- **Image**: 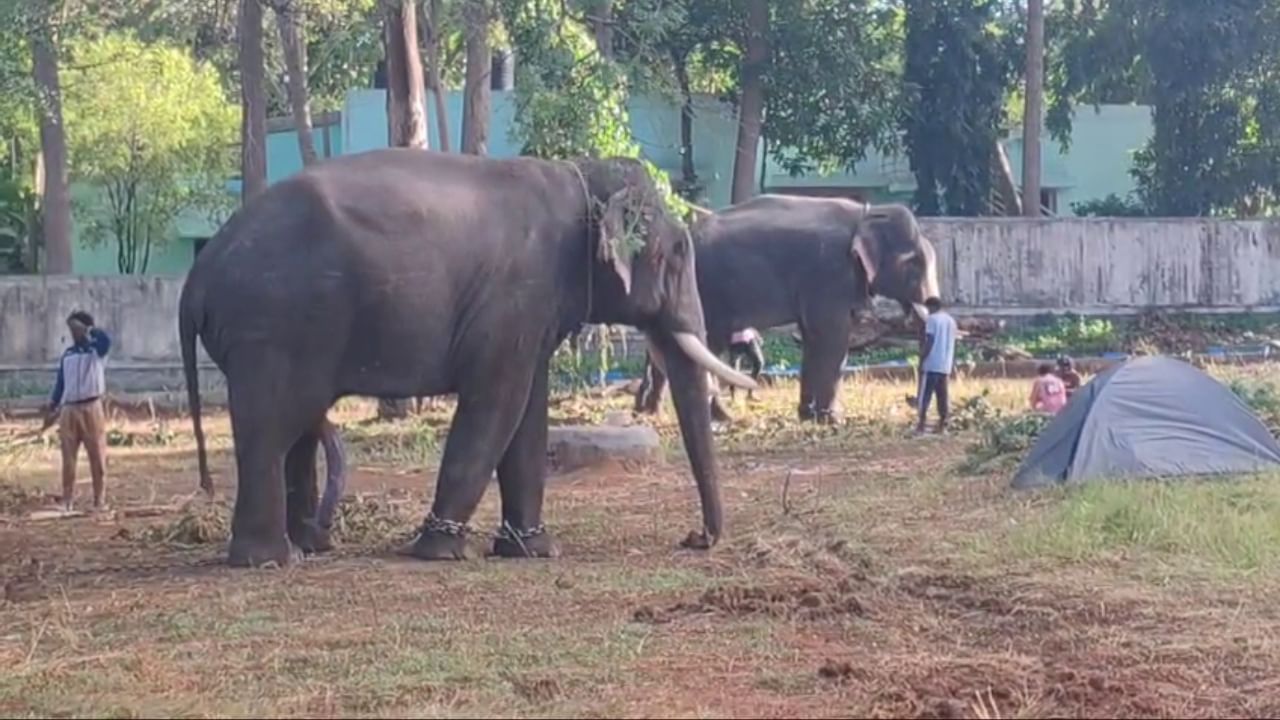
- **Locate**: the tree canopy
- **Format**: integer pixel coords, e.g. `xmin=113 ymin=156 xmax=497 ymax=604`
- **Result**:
xmin=1049 ymin=0 xmax=1280 ymax=216
xmin=902 ymin=0 xmax=1023 ymax=216
xmin=63 ymin=33 xmax=237 ymax=273
xmin=5 ymin=0 xmax=1280 ymax=273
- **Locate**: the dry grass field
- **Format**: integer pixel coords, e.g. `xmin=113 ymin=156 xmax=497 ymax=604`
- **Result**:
xmin=2 ymin=365 xmax=1280 ymax=718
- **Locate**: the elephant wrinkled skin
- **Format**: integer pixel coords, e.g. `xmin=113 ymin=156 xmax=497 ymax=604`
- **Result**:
xmin=179 ymin=148 xmax=755 ymax=567
xmin=636 ymin=194 xmax=939 ymax=423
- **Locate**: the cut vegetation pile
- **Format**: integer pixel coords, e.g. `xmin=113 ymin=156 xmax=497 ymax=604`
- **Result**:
xmin=142 ymin=500 xmax=230 ymax=546
xmin=953 ymin=391 xmax=1051 ymax=474
xmin=329 ymin=492 xmax=417 ymax=547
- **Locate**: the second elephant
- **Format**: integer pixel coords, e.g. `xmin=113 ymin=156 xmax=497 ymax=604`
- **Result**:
xmin=636 ymin=194 xmax=940 ymax=422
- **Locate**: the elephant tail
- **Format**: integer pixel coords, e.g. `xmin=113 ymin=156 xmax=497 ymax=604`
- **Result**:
xmin=179 ymin=285 xmax=213 ymax=497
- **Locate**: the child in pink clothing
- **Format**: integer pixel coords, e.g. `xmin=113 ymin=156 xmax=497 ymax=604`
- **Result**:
xmin=1029 ymin=363 xmax=1068 ymax=414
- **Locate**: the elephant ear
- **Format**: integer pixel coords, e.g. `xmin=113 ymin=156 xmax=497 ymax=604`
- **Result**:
xmin=851 ymin=215 xmax=885 ymax=289
xmin=599 ymin=186 xmax=646 ymax=295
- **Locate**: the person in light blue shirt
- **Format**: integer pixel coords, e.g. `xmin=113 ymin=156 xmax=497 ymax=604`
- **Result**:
xmin=916 ymin=297 xmax=957 ymax=435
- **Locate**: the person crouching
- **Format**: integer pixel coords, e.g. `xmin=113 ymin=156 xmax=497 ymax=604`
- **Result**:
xmin=1030 ymin=362 xmax=1068 ymax=415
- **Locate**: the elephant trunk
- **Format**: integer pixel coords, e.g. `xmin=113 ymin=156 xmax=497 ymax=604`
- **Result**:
xmin=651 ymin=332 xmax=724 ymax=546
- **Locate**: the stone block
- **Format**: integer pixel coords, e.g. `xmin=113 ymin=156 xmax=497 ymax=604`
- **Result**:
xmin=547 ymin=425 xmax=661 ymax=474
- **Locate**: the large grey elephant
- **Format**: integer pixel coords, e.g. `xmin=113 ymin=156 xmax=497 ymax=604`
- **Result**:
xmin=179 ymin=148 xmax=755 ymax=567
xmin=635 ymin=194 xmax=939 ymax=422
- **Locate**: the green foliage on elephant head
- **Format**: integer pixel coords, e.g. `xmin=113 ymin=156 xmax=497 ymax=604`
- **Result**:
xmin=640 ymin=159 xmax=691 ymax=221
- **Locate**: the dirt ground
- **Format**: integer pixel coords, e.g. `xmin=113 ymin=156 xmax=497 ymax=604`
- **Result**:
xmin=2 ymin=371 xmax=1279 ymax=719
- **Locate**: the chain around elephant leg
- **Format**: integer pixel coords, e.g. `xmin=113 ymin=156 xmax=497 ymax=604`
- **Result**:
xmin=492 ymin=521 xmax=559 ymax=559
xmin=398 ymin=513 xmax=476 ymax=560
xmin=493 ymin=350 xmax=560 ymax=559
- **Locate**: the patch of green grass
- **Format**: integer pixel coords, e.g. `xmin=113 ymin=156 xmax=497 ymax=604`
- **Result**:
xmin=1228 ymin=379 xmax=1280 ymax=434
xmin=1007 ymin=476 xmax=1280 ymax=574
xmin=1004 ymin=314 xmax=1119 ymax=357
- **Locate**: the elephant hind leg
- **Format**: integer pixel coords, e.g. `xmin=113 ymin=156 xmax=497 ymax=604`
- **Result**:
xmin=225 ymin=354 xmax=333 ymax=568
xmin=285 ymin=429 xmax=332 ymax=555
xmin=226 ymin=384 xmax=295 ymax=568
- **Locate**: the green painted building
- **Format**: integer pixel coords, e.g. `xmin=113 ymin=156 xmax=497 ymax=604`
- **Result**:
xmin=67 ymin=90 xmax=1154 ymax=275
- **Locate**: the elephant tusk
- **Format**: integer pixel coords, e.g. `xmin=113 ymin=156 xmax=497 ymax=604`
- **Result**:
xmin=912 ymin=303 xmax=929 ymax=323
xmin=673 ymin=332 xmax=758 ymax=391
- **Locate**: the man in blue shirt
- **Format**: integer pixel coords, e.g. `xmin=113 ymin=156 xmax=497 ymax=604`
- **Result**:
xmin=916 ymin=297 xmax=957 ymax=435
xmin=43 ymin=311 xmax=112 ymax=511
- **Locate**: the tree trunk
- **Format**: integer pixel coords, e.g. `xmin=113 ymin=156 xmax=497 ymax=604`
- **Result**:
xmin=384 ymin=0 xmax=429 ymax=149
xmin=240 ymin=0 xmax=269 ymax=200
xmin=591 ymin=0 xmax=614 ymax=59
xmin=421 ymin=0 xmax=451 ymax=151
xmin=730 ymin=0 xmax=768 ymax=204
xmin=461 ymin=0 xmax=490 ymax=155
xmin=991 ymin=143 xmax=1022 ymax=215
xmin=674 ymin=52 xmax=696 ymax=189
xmin=273 ymin=0 xmax=318 ymax=166
xmin=1021 ymin=0 xmax=1044 ymax=217
xmin=31 ymin=32 xmax=72 ymax=274
xmin=379 ymin=0 xmax=429 ymax=421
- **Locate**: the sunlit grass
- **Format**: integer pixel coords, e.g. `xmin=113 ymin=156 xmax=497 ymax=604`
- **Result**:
xmin=1007 ymin=475 xmax=1280 ymax=574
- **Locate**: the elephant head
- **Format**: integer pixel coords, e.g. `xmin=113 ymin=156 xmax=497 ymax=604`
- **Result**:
xmin=578 ymin=158 xmax=755 ymax=545
xmin=850 ymin=204 xmax=941 ymax=326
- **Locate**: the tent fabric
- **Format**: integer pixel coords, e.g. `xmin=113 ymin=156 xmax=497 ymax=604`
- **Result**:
xmin=1012 ymin=356 xmax=1280 ymax=489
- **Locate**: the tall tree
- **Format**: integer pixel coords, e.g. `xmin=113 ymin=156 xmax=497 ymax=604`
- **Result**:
xmin=268 ymin=0 xmax=318 ymax=166
xmin=611 ymin=0 xmax=734 ymax=203
xmin=1021 ymin=0 xmax=1044 ymax=216
xmin=500 ymin=0 xmax=637 ymax=160
xmin=901 ymin=0 xmax=1022 ymax=216
xmin=29 ymin=18 xmax=72 ymax=273
xmin=764 ymin=0 xmax=901 ymax=178
xmin=384 ymin=0 xmax=428 ymax=149
xmin=65 ymin=35 xmax=237 ymax=274
xmin=589 ymin=0 xmax=613 ymax=58
xmin=461 ymin=0 xmax=490 ymax=154
xmin=378 ymin=0 xmax=428 ymax=421
xmin=613 ymin=0 xmax=902 ymax=199
xmin=729 ymin=0 xmax=767 ymax=203
xmin=421 ymin=0 xmax=451 ymax=151
xmin=1049 ymin=0 xmax=1280 ymax=216
xmin=240 ymin=0 xmax=268 ymax=199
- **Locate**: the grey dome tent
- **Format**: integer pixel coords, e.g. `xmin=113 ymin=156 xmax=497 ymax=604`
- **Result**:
xmin=1012 ymin=356 xmax=1280 ymax=489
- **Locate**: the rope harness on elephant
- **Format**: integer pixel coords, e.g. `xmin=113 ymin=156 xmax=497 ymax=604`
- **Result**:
xmin=561 ymin=160 xmax=596 ymax=329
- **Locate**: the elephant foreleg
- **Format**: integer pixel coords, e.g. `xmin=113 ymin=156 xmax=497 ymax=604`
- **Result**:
xmin=798 ymin=317 xmax=852 ymax=424
xmin=401 ymin=348 xmax=540 ymax=562
xmin=493 ymin=353 xmax=558 ymax=559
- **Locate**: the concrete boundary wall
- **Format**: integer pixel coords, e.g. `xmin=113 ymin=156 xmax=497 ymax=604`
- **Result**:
xmin=921 ymin=218 xmax=1280 ymax=313
xmin=3 ymin=218 xmax=1280 ymax=371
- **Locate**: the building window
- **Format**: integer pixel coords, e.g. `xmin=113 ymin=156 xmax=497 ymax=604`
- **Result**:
xmin=1039 ymin=189 xmax=1058 ymax=215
